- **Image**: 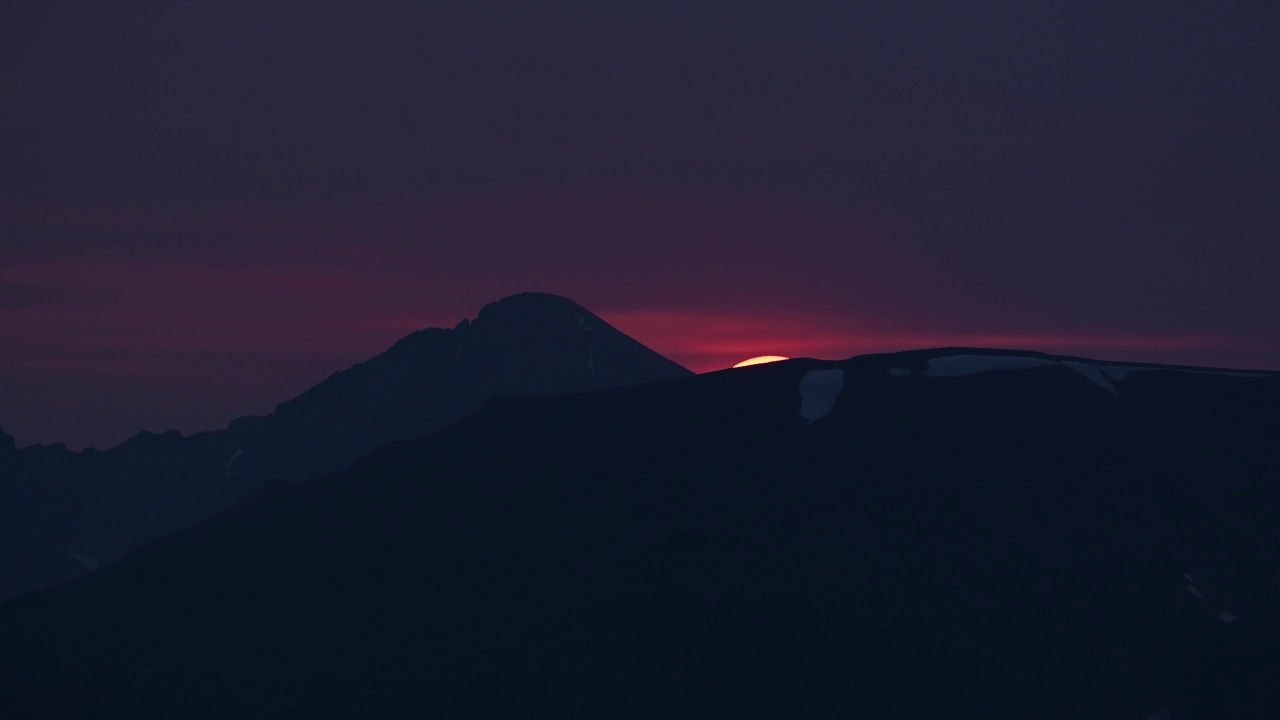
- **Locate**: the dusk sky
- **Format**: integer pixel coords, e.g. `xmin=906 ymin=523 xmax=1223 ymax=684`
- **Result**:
xmin=3 ymin=1 xmax=1278 ymax=450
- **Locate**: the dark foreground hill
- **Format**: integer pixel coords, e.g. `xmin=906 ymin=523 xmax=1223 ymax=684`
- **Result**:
xmin=0 ymin=293 xmax=690 ymax=600
xmin=2 ymin=348 xmax=1278 ymax=719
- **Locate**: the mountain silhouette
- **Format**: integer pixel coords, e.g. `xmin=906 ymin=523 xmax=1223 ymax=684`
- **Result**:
xmin=2 ymin=348 xmax=1276 ymax=718
xmin=0 ymin=293 xmax=690 ymax=600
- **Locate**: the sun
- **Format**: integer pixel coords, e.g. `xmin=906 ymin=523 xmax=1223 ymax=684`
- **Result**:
xmin=732 ymin=355 xmax=789 ymax=368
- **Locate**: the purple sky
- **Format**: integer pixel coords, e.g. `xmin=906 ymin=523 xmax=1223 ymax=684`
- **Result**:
xmin=2 ymin=1 xmax=1278 ymax=450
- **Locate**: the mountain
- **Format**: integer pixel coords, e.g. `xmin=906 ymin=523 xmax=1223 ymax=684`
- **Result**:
xmin=0 ymin=293 xmax=691 ymax=600
xmin=2 ymin=348 xmax=1276 ymax=718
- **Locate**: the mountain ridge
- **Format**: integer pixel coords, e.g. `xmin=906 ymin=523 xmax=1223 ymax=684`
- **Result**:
xmin=2 ymin=349 xmax=1277 ymax=718
xmin=0 ymin=292 xmax=691 ymax=600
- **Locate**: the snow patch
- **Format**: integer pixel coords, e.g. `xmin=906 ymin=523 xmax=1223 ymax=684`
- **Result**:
xmin=1183 ymin=572 xmax=1195 ymax=584
xmin=924 ymin=354 xmax=1057 ymax=377
xmin=1185 ymin=585 xmax=1205 ymax=601
xmin=889 ymin=368 xmax=910 ymax=377
xmin=69 ymin=552 xmax=101 ymax=571
xmin=917 ymin=355 xmax=1269 ymax=393
xmin=225 ymin=448 xmax=244 ymax=476
xmin=1144 ymin=710 xmax=1172 ymax=720
xmin=1078 ymin=363 xmax=1265 ymax=383
xmin=1062 ymin=361 xmax=1119 ymax=394
xmin=799 ymin=369 xmax=845 ymax=424
xmin=1220 ymin=610 xmax=1238 ymax=623
xmin=1101 ymin=366 xmax=1134 ymax=381
xmin=587 ymin=342 xmax=595 ymax=374
xmin=1124 ymin=366 xmax=1267 ymax=380
xmin=456 ymin=339 xmax=466 ymax=358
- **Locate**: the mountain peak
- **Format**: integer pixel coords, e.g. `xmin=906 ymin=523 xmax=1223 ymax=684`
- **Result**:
xmin=385 ymin=294 xmax=600 ymax=356
xmin=475 ymin=292 xmax=596 ymax=325
xmin=248 ymin=292 xmax=690 ymax=480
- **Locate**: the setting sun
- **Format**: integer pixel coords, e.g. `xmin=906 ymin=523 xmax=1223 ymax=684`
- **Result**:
xmin=732 ymin=355 xmax=789 ymax=368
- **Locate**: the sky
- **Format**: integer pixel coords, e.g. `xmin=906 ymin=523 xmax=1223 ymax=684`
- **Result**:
xmin=2 ymin=1 xmax=1278 ymax=450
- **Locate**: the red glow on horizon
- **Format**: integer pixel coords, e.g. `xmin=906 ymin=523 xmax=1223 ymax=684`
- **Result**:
xmin=598 ymin=309 xmax=1274 ymax=375
xmin=2 ymin=242 xmax=1278 ymax=451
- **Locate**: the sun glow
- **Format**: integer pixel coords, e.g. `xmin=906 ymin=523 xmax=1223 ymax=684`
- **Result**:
xmin=732 ymin=355 xmax=789 ymax=368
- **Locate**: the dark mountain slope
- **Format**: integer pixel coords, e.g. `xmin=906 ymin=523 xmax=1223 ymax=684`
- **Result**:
xmin=1 ymin=349 xmax=1276 ymax=718
xmin=0 ymin=293 xmax=691 ymax=599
